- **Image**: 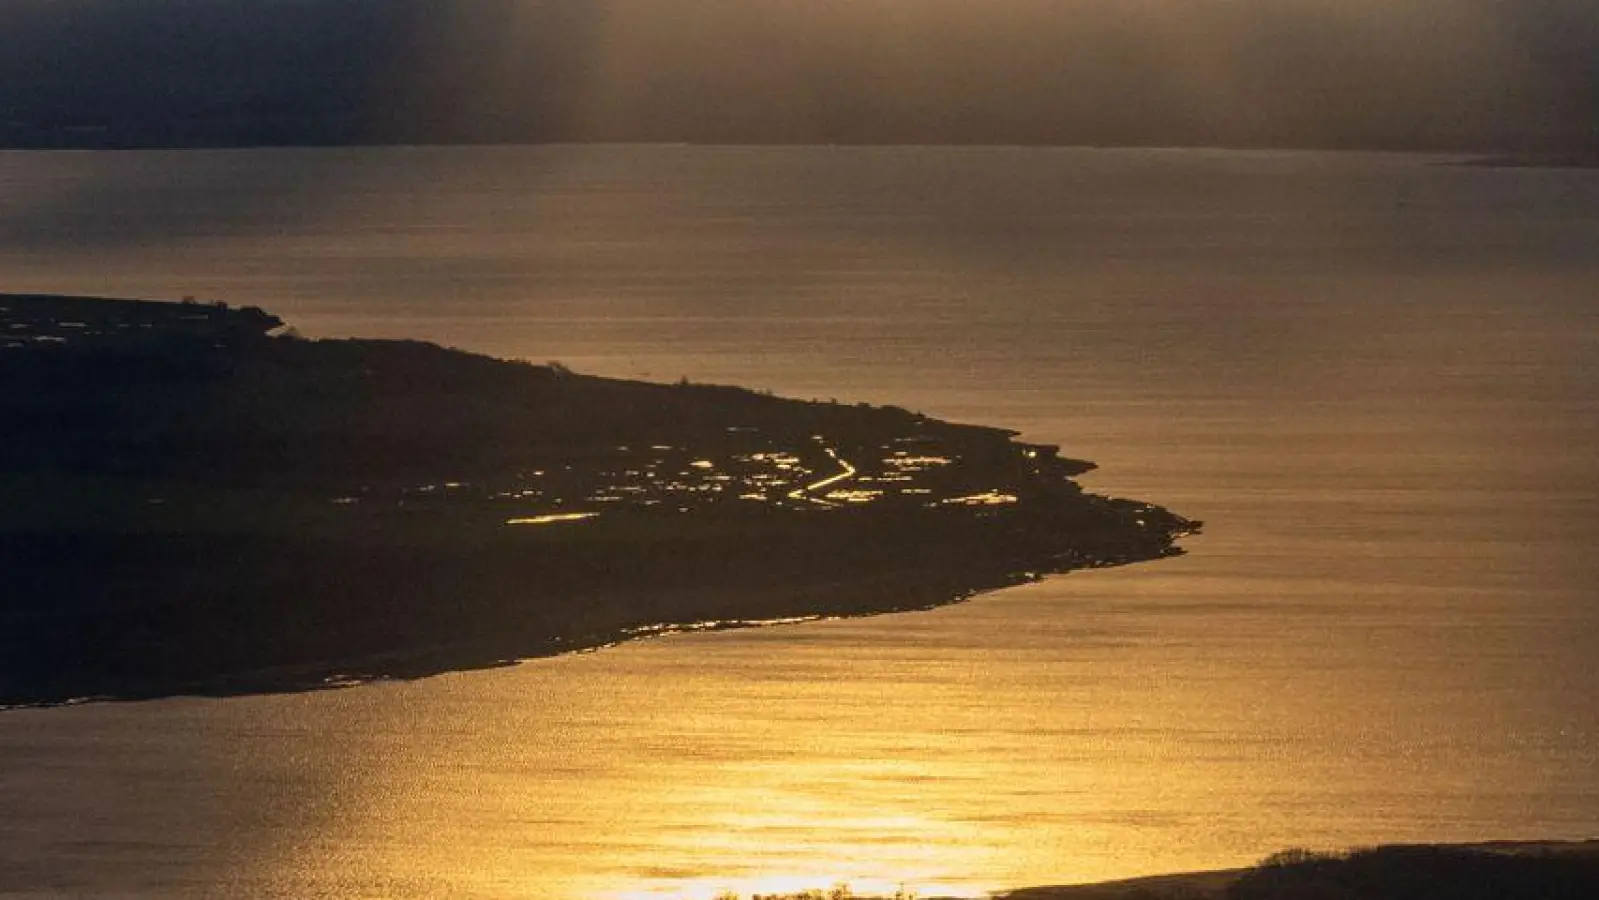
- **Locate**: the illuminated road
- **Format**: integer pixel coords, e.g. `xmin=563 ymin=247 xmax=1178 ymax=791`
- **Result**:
xmin=785 ymin=442 xmax=858 ymax=507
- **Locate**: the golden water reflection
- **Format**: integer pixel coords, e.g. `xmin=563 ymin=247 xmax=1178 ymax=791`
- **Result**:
xmin=228 ymin=535 xmax=1594 ymax=899
xmin=1 ymin=147 xmax=1597 ymax=898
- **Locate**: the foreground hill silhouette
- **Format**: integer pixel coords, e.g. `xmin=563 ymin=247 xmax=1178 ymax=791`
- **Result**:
xmin=1001 ymin=841 xmax=1599 ymax=900
xmin=0 ymin=294 xmax=1196 ymax=707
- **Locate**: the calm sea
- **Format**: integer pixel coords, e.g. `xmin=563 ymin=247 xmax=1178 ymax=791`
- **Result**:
xmin=2 ymin=146 xmax=1597 ymax=899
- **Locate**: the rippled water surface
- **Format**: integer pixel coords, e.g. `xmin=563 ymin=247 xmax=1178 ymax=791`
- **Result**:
xmin=2 ymin=147 xmax=1598 ymax=898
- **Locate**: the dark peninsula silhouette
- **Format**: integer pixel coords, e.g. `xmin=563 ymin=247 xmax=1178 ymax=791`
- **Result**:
xmin=0 ymin=294 xmax=1197 ymax=707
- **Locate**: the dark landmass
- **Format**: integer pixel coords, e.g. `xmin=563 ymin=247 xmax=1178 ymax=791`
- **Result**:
xmin=1 ymin=1 xmax=1595 ymax=155
xmin=1462 ymin=152 xmax=1599 ymax=169
xmin=1001 ymin=841 xmax=1599 ymax=900
xmin=0 ymin=294 xmax=1196 ymax=708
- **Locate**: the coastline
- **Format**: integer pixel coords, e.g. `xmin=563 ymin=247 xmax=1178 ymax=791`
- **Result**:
xmin=1457 ymin=152 xmax=1599 ymax=170
xmin=0 ymin=294 xmax=1197 ymax=707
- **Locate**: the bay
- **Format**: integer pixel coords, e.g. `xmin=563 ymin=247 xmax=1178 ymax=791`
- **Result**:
xmin=1 ymin=146 xmax=1596 ymax=898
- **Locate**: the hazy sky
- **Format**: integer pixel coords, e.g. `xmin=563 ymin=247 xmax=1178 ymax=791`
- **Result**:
xmin=1 ymin=0 xmax=1595 ymax=150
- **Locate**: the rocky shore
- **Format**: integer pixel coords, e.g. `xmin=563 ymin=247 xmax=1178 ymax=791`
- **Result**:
xmin=0 ymin=294 xmax=1197 ymax=707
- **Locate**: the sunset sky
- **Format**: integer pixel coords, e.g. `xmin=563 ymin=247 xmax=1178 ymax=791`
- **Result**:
xmin=2 ymin=0 xmax=1595 ymax=151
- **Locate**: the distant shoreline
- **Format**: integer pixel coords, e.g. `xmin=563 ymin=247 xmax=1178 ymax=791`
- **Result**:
xmin=1458 ymin=152 xmax=1599 ymax=170
xmin=0 ymin=138 xmax=1584 ymax=162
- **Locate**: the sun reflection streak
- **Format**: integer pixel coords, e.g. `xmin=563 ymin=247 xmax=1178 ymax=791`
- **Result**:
xmin=607 ymin=871 xmax=985 ymax=900
xmin=587 ymin=758 xmax=1000 ymax=900
xmin=603 ymin=866 xmax=986 ymax=900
